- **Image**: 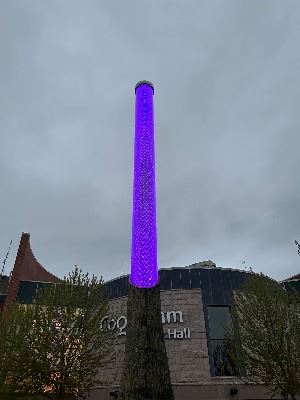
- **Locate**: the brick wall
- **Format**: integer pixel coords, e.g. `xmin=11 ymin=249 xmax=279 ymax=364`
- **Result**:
xmin=97 ymin=288 xmax=211 ymax=386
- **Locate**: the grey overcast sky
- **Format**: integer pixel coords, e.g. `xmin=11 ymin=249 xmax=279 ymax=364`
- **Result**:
xmin=0 ymin=1 xmax=299 ymax=282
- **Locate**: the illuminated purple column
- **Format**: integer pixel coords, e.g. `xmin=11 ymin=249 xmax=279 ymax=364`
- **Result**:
xmin=130 ymin=81 xmax=158 ymax=288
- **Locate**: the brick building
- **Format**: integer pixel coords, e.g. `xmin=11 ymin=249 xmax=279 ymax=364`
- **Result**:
xmin=0 ymin=232 xmax=60 ymax=312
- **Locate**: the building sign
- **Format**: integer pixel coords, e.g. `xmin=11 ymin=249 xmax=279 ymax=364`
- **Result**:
xmin=100 ymin=310 xmax=191 ymax=340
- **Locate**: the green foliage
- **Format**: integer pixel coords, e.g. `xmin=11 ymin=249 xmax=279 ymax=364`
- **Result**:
xmin=215 ymin=324 xmax=239 ymax=376
xmin=0 ymin=304 xmax=29 ymax=396
xmin=230 ymin=273 xmax=300 ymax=400
xmin=0 ymin=267 xmax=116 ymax=399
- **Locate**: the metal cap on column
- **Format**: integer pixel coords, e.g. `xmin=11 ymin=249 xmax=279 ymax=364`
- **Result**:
xmin=130 ymin=80 xmax=158 ymax=288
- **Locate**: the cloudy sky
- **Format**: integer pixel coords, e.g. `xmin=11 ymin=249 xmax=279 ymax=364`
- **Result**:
xmin=0 ymin=1 xmax=299 ymax=282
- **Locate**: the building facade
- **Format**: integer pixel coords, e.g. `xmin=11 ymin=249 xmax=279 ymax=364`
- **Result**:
xmin=1 ymin=234 xmax=300 ymax=400
xmin=90 ymin=262 xmax=289 ymax=400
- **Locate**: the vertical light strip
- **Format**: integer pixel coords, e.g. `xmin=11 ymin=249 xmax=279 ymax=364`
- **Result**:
xmin=130 ymin=81 xmax=158 ymax=288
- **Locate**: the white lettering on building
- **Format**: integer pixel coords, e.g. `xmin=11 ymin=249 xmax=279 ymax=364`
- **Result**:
xmin=166 ymin=327 xmax=190 ymax=340
xmin=161 ymin=311 xmax=183 ymax=324
xmin=100 ymin=310 xmax=191 ymax=340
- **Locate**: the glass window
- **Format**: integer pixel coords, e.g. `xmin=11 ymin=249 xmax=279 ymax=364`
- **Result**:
xmin=208 ymin=306 xmax=231 ymax=339
xmin=207 ymin=306 xmax=236 ymax=376
xmin=17 ymin=281 xmax=40 ymax=303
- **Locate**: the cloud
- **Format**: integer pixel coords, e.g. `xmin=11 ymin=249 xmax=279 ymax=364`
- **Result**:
xmin=0 ymin=0 xmax=299 ymax=282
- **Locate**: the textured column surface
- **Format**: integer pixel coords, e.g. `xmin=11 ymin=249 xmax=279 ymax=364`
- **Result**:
xmin=130 ymin=81 xmax=158 ymax=288
xmin=120 ymin=284 xmax=173 ymax=400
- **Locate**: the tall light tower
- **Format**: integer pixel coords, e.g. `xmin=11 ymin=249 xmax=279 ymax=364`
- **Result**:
xmin=120 ymin=82 xmax=173 ymax=400
xmin=130 ymin=81 xmax=158 ymax=288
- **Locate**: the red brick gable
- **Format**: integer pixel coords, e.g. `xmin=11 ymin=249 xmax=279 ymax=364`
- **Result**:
xmin=3 ymin=233 xmax=60 ymax=311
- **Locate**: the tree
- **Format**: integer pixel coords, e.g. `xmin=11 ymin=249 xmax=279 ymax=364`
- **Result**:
xmin=214 ymin=324 xmax=239 ymax=377
xmin=0 ymin=267 xmax=116 ymax=399
xmin=230 ymin=273 xmax=300 ymax=400
xmin=0 ymin=304 xmax=33 ymax=398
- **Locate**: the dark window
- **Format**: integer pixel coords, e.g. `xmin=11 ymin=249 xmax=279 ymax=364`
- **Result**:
xmin=208 ymin=306 xmax=231 ymax=338
xmin=17 ymin=281 xmax=51 ymax=304
xmin=207 ymin=306 xmax=236 ymax=376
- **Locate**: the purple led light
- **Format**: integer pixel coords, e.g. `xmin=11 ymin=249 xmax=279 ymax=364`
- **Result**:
xmin=130 ymin=81 xmax=158 ymax=288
